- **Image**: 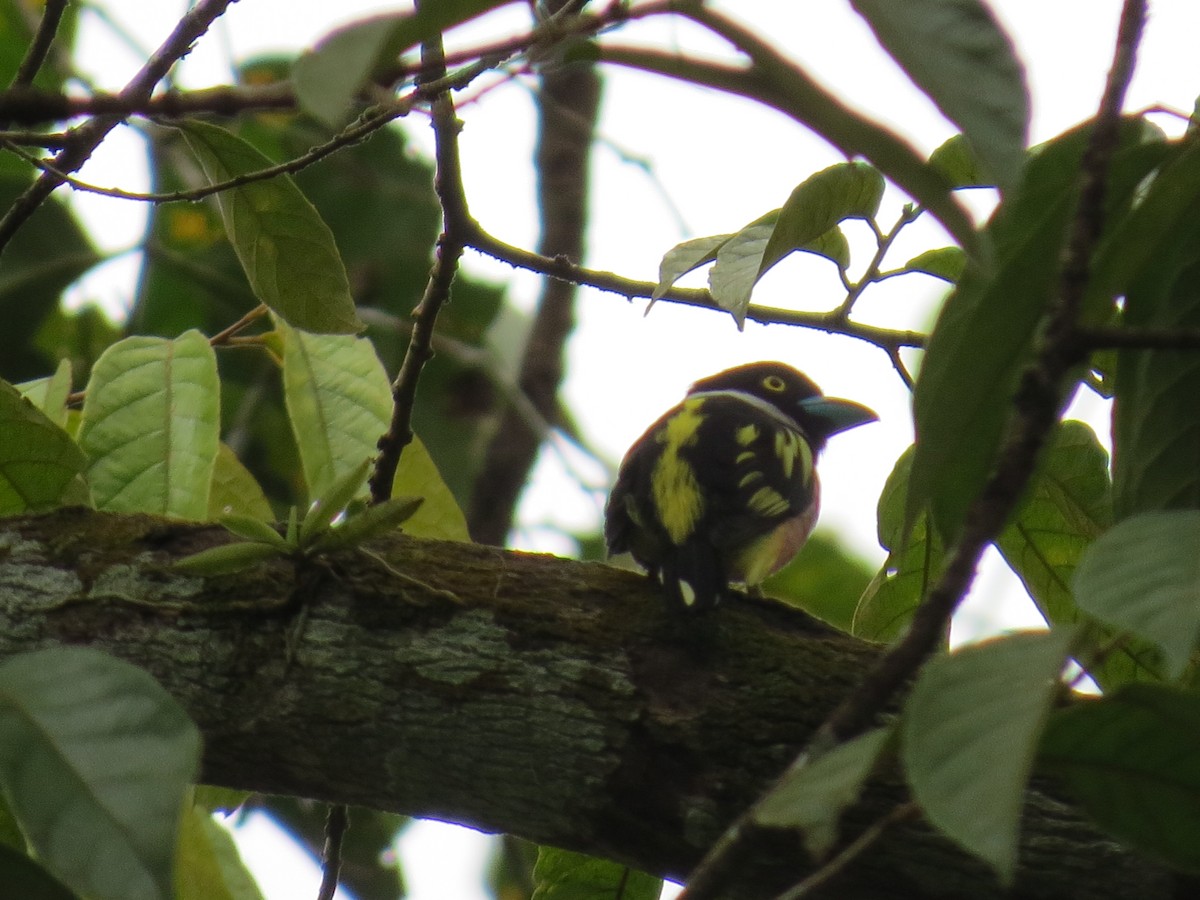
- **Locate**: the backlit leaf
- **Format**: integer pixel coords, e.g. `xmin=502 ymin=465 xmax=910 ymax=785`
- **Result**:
xmin=78 ymin=332 xmax=219 ymax=519
xmin=180 ymin=121 xmax=362 ymax=335
xmin=0 ymin=379 xmax=86 ymax=516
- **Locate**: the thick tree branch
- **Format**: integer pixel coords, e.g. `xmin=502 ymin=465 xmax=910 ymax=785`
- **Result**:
xmin=0 ymin=507 xmax=1182 ymax=900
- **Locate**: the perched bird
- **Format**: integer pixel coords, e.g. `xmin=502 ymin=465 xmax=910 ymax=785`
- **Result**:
xmin=605 ymin=362 xmax=876 ymax=610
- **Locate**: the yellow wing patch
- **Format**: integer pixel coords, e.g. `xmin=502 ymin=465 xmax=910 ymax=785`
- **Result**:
xmin=651 ymin=399 xmax=706 ymax=544
xmin=748 ymin=485 xmax=790 ymax=518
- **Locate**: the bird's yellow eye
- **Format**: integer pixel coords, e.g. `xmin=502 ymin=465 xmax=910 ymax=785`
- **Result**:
xmin=762 ymin=375 xmax=787 ymax=392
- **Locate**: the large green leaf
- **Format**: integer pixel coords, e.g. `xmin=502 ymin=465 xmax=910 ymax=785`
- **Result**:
xmin=1073 ymin=510 xmax=1200 ymax=680
xmin=853 ymin=447 xmax=944 ymax=642
xmin=851 ymin=0 xmax=1028 ymax=192
xmin=530 ymin=846 xmax=661 ymax=900
xmin=78 ymin=332 xmax=220 ymax=519
xmin=0 ymin=648 xmax=200 ymax=900
xmin=180 ymin=121 xmax=362 ymax=335
xmin=755 ymin=727 xmax=892 ymax=859
xmin=0 ymin=379 xmax=87 ymax=516
xmin=901 ymin=628 xmax=1075 ymax=884
xmin=1040 ymin=683 xmax=1200 ymax=873
xmin=908 ymin=122 xmax=1169 ymax=542
xmin=997 ymin=422 xmax=1164 ymax=688
xmin=175 ymin=805 xmax=264 ymax=900
xmin=278 ymin=322 xmax=392 ymax=502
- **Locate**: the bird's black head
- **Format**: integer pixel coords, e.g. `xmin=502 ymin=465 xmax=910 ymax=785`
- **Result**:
xmin=687 ymin=361 xmax=877 ymax=448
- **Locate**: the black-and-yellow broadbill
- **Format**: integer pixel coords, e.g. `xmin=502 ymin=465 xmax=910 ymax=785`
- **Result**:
xmin=605 ymin=362 xmax=876 ymax=610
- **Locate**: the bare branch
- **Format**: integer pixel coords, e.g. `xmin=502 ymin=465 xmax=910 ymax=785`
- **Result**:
xmin=0 ymin=0 xmax=238 ymax=258
xmin=368 ymin=22 xmax=471 ymax=504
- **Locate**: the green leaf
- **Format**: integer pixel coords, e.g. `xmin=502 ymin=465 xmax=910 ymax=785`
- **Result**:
xmin=309 ymin=495 xmax=424 ymax=553
xmin=217 ymin=514 xmax=289 ymax=551
xmin=928 ymin=133 xmax=995 ymax=189
xmin=278 ymin=322 xmax=391 ymax=501
xmin=755 ymin=727 xmax=892 ymax=859
xmin=760 ymin=162 xmax=883 ymax=275
xmin=207 ymin=444 xmax=274 ymax=522
xmin=1113 ymin=251 xmax=1200 ymax=517
xmin=0 ymin=648 xmax=201 ymax=900
xmin=901 ymin=247 xmax=966 ymax=283
xmin=392 ymin=433 xmax=470 ymax=542
xmin=14 ymin=359 xmax=72 ymax=427
xmin=997 ymin=422 xmax=1165 ymax=688
xmin=294 ymin=13 xmax=410 ymax=128
xmin=652 ymin=234 xmax=730 ymax=301
xmin=1040 ymin=683 xmax=1200 ymax=873
xmin=1089 ymin=136 xmax=1200 ymax=309
xmin=1073 ymin=511 xmax=1200 ymax=680
xmin=710 ymin=164 xmax=882 ymax=323
xmin=179 ymin=121 xmax=362 ymax=335
xmin=176 ymin=804 xmax=265 ymax=900
xmin=0 ymin=379 xmax=87 ymax=516
xmin=0 ymin=845 xmax=78 ymax=900
xmin=908 ymin=120 xmax=1167 ymax=542
xmin=852 ymin=0 xmax=1028 ymax=192
xmin=531 ymin=846 xmax=661 ymax=900
xmin=77 ymin=332 xmax=219 ymax=519
xmin=901 ymin=629 xmax=1075 ymax=884
xmin=299 ymin=457 xmax=371 ymax=545
xmin=853 ymin=447 xmax=945 ymax=642
xmin=174 ymin=541 xmax=285 ymax=576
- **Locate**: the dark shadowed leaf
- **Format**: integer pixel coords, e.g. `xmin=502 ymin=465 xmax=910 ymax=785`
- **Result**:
xmin=1040 ymin=684 xmax=1200 ymax=873
xmin=852 ymin=0 xmax=1028 ymax=192
xmin=908 ymin=121 xmax=1169 ymax=542
xmin=928 ymin=133 xmax=995 ymax=189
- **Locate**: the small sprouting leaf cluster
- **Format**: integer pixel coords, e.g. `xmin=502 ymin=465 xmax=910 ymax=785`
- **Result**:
xmin=174 ymin=459 xmax=423 ymax=576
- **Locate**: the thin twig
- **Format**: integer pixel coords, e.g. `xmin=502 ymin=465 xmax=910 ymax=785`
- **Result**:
xmin=368 ymin=16 xmax=470 ymax=505
xmin=466 ymin=221 xmax=926 ymax=353
xmin=1 ymin=60 xmax=496 ymax=205
xmin=315 ymin=804 xmax=348 ymax=900
xmin=680 ymin=2 xmax=1148 ymax=896
xmin=7 ymin=0 xmax=69 ymax=94
xmin=0 ymin=0 xmax=237 ymax=258
xmin=833 ymin=206 xmax=921 ymax=321
xmin=1077 ymin=323 xmax=1200 ymax=351
xmin=772 ymin=804 xmax=919 ymax=900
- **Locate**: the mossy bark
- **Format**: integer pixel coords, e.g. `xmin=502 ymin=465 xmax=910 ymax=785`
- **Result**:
xmin=0 ymin=508 xmax=1183 ymax=899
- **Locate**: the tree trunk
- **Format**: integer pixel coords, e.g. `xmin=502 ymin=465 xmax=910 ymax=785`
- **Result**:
xmin=0 ymin=508 xmax=1182 ymax=899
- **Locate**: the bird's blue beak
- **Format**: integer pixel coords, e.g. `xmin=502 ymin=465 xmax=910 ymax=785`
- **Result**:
xmin=796 ymin=396 xmax=878 ymax=436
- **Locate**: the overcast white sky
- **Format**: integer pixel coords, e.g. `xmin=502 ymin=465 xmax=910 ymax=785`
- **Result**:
xmin=63 ymin=1 xmax=1200 ymax=897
